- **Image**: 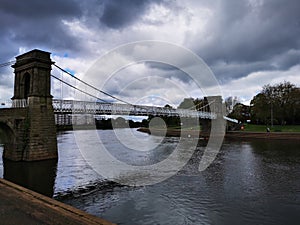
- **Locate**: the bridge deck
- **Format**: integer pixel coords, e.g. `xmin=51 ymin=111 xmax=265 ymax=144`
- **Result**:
xmin=52 ymin=99 xmax=217 ymax=119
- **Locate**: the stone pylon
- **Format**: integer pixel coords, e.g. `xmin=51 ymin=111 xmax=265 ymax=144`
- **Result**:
xmin=4 ymin=49 xmax=58 ymax=161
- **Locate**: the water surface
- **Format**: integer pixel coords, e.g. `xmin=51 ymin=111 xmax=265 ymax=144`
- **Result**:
xmin=0 ymin=129 xmax=299 ymax=225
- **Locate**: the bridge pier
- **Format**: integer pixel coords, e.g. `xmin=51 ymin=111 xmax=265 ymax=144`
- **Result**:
xmin=200 ymin=96 xmax=226 ymax=135
xmin=200 ymin=119 xmax=210 ymax=134
xmin=2 ymin=49 xmax=58 ymax=161
xmin=206 ymin=96 xmax=226 ymax=135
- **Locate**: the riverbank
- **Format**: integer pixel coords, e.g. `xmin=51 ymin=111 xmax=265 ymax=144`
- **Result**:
xmin=241 ymin=124 xmax=300 ymax=132
xmin=0 ymin=178 xmax=114 ymax=225
xmin=137 ymin=127 xmax=300 ymax=140
xmin=137 ymin=127 xmax=205 ymax=138
xmin=226 ymin=131 xmax=300 ymax=140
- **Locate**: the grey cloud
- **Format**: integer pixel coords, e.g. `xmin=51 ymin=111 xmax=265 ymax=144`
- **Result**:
xmin=191 ymin=0 xmax=300 ymax=82
xmin=0 ymin=70 xmax=14 ymax=87
xmin=1 ymin=0 xmax=300 ymax=102
xmin=0 ymin=0 xmax=85 ymax=101
xmin=271 ymin=49 xmax=300 ymax=69
xmin=144 ymin=62 xmax=193 ymax=83
xmin=0 ymin=0 xmax=82 ymax=61
xmin=145 ymin=62 xmax=178 ymax=71
xmin=0 ymin=0 xmax=81 ymax=18
xmin=100 ymin=0 xmax=161 ymax=29
xmin=145 ymin=63 xmax=192 ymax=83
xmin=210 ymin=61 xmax=275 ymax=83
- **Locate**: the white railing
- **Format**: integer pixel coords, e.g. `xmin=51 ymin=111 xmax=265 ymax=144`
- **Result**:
xmin=52 ymin=99 xmax=217 ymax=119
xmin=223 ymin=116 xmax=239 ymax=123
xmin=11 ymin=99 xmax=28 ymax=108
xmin=1 ymin=98 xmax=239 ymax=122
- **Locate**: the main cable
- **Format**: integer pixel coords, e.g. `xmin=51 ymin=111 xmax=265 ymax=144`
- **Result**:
xmin=51 ymin=74 xmax=109 ymax=103
xmin=53 ymin=64 xmax=212 ymax=113
xmin=53 ymin=64 xmax=133 ymax=105
xmin=0 ymin=61 xmax=15 ymax=68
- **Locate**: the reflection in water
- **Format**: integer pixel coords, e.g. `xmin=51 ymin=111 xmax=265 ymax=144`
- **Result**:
xmin=1 ymin=130 xmax=300 ymax=224
xmin=250 ymin=140 xmax=300 ymax=162
xmin=3 ymin=159 xmax=57 ymax=197
xmin=56 ymin=132 xmax=300 ymax=225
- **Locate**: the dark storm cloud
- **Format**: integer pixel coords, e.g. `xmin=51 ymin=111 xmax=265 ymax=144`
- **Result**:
xmin=0 ymin=0 xmax=85 ymax=101
xmin=100 ymin=0 xmax=161 ymax=29
xmin=272 ymin=49 xmax=300 ymax=69
xmin=0 ymin=0 xmax=82 ymax=62
xmin=144 ymin=62 xmax=193 ymax=83
xmin=0 ymin=0 xmax=81 ymax=18
xmin=145 ymin=62 xmax=178 ymax=71
xmin=1 ymin=0 xmax=300 ymax=101
xmin=194 ymin=0 xmax=300 ymax=81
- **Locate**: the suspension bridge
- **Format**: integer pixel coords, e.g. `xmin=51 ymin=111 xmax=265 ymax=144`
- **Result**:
xmin=0 ymin=49 xmax=235 ymax=161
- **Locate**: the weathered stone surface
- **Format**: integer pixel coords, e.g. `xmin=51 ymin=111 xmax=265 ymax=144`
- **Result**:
xmin=1 ymin=49 xmax=58 ymax=161
xmin=0 ymin=178 xmax=114 ymax=225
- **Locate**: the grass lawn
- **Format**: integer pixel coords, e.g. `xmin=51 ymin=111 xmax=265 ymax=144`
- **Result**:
xmin=242 ymin=124 xmax=300 ymax=132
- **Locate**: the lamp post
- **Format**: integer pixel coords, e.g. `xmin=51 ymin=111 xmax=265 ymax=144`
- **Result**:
xmin=270 ymin=100 xmax=273 ymax=127
xmin=269 ymin=88 xmax=275 ymax=128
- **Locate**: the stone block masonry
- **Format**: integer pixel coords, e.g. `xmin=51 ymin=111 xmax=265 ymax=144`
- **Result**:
xmin=23 ymin=96 xmax=58 ymax=161
xmin=1 ymin=108 xmax=27 ymax=161
xmin=1 ymin=97 xmax=58 ymax=161
xmin=1 ymin=49 xmax=58 ymax=161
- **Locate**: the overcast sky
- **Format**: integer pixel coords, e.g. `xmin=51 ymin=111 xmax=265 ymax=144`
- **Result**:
xmin=1 ymin=0 xmax=300 ymax=106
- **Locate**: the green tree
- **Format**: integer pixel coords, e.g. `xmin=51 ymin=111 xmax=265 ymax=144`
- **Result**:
xmin=164 ymin=104 xmax=173 ymax=109
xmin=194 ymin=98 xmax=209 ymax=111
xmin=250 ymin=81 xmax=300 ymax=125
xmin=177 ymin=97 xmax=209 ymax=111
xmin=178 ymin=98 xmax=195 ymax=109
xmin=228 ymin=103 xmax=250 ymax=123
xmin=250 ymin=93 xmax=270 ymax=124
xmin=287 ymin=87 xmax=300 ymax=124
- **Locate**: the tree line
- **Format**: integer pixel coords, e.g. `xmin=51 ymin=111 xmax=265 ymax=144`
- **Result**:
xmin=228 ymin=81 xmax=300 ymax=125
xmin=95 ymin=81 xmax=299 ymax=129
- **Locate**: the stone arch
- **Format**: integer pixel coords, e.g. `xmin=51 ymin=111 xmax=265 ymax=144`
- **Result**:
xmin=0 ymin=121 xmax=15 ymax=146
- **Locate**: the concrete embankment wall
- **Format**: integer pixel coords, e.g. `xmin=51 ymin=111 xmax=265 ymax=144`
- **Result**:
xmin=0 ymin=178 xmax=114 ymax=225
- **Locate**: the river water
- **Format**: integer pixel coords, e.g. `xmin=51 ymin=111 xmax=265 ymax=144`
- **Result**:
xmin=0 ymin=129 xmax=300 ymax=225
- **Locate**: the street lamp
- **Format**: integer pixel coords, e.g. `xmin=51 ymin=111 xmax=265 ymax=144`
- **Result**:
xmin=270 ymin=100 xmax=273 ymax=127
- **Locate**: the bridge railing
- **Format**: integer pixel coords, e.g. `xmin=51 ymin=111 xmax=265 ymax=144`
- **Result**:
xmin=52 ymin=99 xmax=217 ymax=119
xmin=11 ymin=99 xmax=28 ymax=108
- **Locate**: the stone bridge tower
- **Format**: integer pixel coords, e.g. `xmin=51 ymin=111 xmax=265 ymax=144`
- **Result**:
xmin=200 ymin=96 xmax=226 ymax=135
xmin=3 ymin=49 xmax=57 ymax=161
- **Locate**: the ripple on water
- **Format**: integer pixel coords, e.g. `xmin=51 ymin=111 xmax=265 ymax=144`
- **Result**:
xmin=1 ymin=130 xmax=300 ymax=225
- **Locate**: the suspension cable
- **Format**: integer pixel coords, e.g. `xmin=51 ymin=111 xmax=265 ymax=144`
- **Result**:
xmin=0 ymin=57 xmax=43 ymax=68
xmin=53 ymin=64 xmax=133 ymax=105
xmin=3 ymin=60 xmax=213 ymax=113
xmin=51 ymin=74 xmax=109 ymax=103
xmin=53 ymin=63 xmax=214 ymax=113
xmin=0 ymin=61 xmax=15 ymax=68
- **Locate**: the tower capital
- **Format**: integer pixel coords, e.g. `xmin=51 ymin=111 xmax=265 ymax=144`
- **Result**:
xmin=12 ymin=49 xmax=54 ymax=100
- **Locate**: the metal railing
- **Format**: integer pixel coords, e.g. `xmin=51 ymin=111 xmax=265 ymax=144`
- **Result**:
xmin=1 ymin=98 xmax=239 ymax=122
xmin=52 ymin=99 xmax=217 ymax=119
